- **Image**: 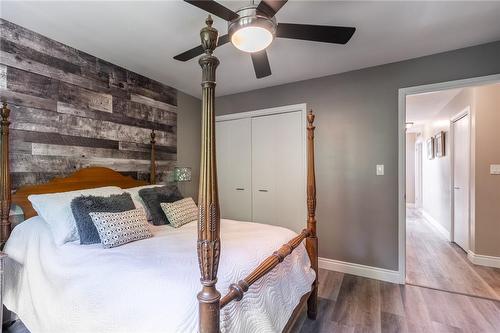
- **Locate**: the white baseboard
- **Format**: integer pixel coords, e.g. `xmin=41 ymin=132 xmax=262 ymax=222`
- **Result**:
xmin=318 ymin=257 xmax=402 ymax=284
xmin=467 ymin=251 xmax=500 ymax=269
xmin=420 ymin=209 xmax=451 ymax=241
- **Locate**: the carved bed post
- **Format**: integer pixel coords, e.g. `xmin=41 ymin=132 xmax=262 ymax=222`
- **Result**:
xmin=305 ymin=110 xmax=318 ymax=319
xmin=0 ymin=102 xmax=11 ymax=246
xmin=150 ymin=129 xmax=156 ymax=184
xmin=197 ymin=16 xmax=221 ymax=333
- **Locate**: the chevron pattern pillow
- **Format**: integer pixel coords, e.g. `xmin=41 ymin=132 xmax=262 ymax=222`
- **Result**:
xmin=160 ymin=198 xmax=198 ymax=228
xmin=89 ymin=208 xmax=153 ymax=248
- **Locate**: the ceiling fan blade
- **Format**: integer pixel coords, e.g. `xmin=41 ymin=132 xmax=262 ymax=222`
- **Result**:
xmin=173 ymin=34 xmax=230 ymax=61
xmin=251 ymin=50 xmax=272 ymax=79
xmin=256 ymin=0 xmax=288 ymax=17
xmin=184 ymin=0 xmax=239 ymax=21
xmin=276 ymin=23 xmax=356 ymax=44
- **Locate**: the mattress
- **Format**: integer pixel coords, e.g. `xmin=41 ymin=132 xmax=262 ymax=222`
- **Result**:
xmin=3 ymin=216 xmax=315 ymax=333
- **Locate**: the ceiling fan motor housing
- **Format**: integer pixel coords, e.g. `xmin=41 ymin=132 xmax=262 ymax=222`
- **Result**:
xmin=228 ymin=5 xmax=277 ymax=46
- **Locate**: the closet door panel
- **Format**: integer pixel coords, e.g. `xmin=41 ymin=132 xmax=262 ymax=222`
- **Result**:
xmin=252 ymin=111 xmax=305 ymax=232
xmin=216 ymin=118 xmax=252 ymax=221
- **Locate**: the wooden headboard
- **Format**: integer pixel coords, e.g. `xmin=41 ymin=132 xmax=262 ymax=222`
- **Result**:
xmin=12 ymin=167 xmax=148 ymax=219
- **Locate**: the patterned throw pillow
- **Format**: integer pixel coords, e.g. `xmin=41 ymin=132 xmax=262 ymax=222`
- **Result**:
xmin=160 ymin=198 xmax=198 ymax=228
xmin=89 ymin=208 xmax=153 ymax=248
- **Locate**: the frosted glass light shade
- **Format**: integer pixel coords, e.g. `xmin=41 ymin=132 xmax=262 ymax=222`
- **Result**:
xmin=231 ymin=26 xmax=273 ymax=53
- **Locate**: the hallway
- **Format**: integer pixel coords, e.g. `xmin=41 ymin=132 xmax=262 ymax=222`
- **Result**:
xmin=406 ymin=207 xmax=500 ymax=300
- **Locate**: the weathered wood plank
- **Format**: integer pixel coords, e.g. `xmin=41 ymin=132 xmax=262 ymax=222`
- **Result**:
xmin=58 ymin=81 xmax=112 ymax=113
xmin=57 ymin=101 xmax=174 ymax=132
xmin=130 ymin=93 xmax=177 ymax=112
xmin=10 ymin=105 xmax=176 ymax=146
xmin=0 ymin=50 xmax=108 ymax=92
xmin=31 ymin=143 xmax=176 ymax=161
xmin=96 ymin=58 xmax=127 ymax=89
xmin=119 ymin=141 xmax=177 ymax=154
xmin=123 ymin=99 xmax=177 ymax=125
xmin=6 ymin=65 xmax=59 ymax=100
xmin=10 ymin=129 xmax=119 ymax=150
xmin=0 ymin=89 xmax=57 ymax=111
xmin=0 ymin=64 xmax=6 ymax=89
xmin=0 ymin=38 xmax=80 ymax=75
xmin=10 ymin=153 xmax=175 ymax=173
xmin=127 ymin=71 xmax=177 ymax=106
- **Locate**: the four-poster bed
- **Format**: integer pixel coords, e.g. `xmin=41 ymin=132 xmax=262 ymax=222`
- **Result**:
xmin=0 ymin=17 xmax=318 ymax=333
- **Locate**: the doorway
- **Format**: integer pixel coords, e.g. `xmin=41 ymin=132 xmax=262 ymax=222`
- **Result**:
xmin=398 ymin=74 xmax=500 ymax=300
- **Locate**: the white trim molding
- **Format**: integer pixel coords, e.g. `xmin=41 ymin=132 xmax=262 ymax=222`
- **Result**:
xmin=420 ymin=210 xmax=451 ymax=241
xmin=319 ymin=257 xmax=403 ymax=284
xmin=467 ymin=251 xmax=500 ymax=269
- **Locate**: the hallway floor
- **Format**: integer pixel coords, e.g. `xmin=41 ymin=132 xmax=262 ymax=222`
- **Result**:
xmin=406 ymin=207 xmax=500 ymax=300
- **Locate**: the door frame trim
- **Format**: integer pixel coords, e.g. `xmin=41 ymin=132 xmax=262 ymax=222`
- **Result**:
xmin=397 ymin=74 xmax=500 ymax=284
xmin=450 ymin=107 xmax=471 ymax=248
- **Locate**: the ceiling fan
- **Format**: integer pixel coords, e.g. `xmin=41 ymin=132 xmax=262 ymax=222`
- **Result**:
xmin=173 ymin=0 xmax=356 ymax=79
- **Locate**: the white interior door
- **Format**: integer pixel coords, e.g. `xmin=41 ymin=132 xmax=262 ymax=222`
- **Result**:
xmin=452 ymin=114 xmax=470 ymax=251
xmin=216 ymin=118 xmax=252 ymax=221
xmin=415 ymin=142 xmax=423 ymax=208
xmin=251 ymin=111 xmax=306 ymax=232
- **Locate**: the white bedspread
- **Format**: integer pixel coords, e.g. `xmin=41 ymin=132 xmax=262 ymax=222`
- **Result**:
xmin=3 ymin=216 xmax=315 ymax=333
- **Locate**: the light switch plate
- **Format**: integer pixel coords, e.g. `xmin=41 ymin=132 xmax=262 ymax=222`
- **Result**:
xmin=490 ymin=164 xmax=500 ymax=175
xmin=376 ymin=164 xmax=384 ymax=176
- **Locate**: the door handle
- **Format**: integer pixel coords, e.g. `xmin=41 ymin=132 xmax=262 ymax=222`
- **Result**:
xmin=454 ymin=187 xmax=460 ymax=190
xmin=258 ymin=189 xmax=268 ymax=192
xmin=235 ymin=188 xmax=245 ymax=191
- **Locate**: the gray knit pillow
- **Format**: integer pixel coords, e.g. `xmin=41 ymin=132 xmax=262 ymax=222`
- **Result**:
xmin=138 ymin=185 xmax=183 ymax=225
xmin=89 ymin=208 xmax=153 ymax=249
xmin=71 ymin=193 xmax=136 ymax=244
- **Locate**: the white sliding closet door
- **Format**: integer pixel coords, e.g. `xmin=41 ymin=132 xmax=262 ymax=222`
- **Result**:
xmin=252 ymin=111 xmax=305 ymax=232
xmin=216 ymin=118 xmax=252 ymax=221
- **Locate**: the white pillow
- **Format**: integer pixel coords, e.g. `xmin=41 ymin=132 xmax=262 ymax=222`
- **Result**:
xmin=28 ymin=186 xmax=124 ymax=245
xmin=122 ymin=184 xmax=163 ymax=221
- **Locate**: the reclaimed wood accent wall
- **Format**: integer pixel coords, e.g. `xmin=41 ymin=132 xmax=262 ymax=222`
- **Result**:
xmin=0 ymin=19 xmax=177 ymax=190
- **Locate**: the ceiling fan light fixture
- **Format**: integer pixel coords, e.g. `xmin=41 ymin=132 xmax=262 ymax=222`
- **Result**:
xmin=231 ymin=26 xmax=273 ymax=53
xmin=228 ymin=5 xmax=276 ymax=53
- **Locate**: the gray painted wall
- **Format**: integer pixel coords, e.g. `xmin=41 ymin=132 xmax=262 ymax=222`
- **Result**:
xmin=216 ymin=41 xmax=500 ymax=270
xmin=177 ymin=92 xmax=201 ymax=200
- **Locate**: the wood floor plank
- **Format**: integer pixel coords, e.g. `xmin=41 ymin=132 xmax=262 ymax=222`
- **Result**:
xmin=406 ymin=208 xmax=500 ymax=300
xmin=318 ymin=268 xmax=343 ymax=301
xmin=331 ymin=275 xmax=381 ymax=333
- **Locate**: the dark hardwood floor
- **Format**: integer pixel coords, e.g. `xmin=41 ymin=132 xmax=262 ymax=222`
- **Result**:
xmin=406 ymin=207 xmax=500 ymax=300
xmin=290 ymin=269 xmax=500 ymax=333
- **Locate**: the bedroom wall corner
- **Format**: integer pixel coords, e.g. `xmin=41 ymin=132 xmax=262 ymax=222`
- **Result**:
xmin=176 ymin=92 xmax=201 ymax=201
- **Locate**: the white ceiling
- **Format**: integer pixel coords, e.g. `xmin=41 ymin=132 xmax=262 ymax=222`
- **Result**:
xmin=406 ymin=88 xmax=463 ymax=125
xmin=2 ymin=1 xmax=500 ymax=97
